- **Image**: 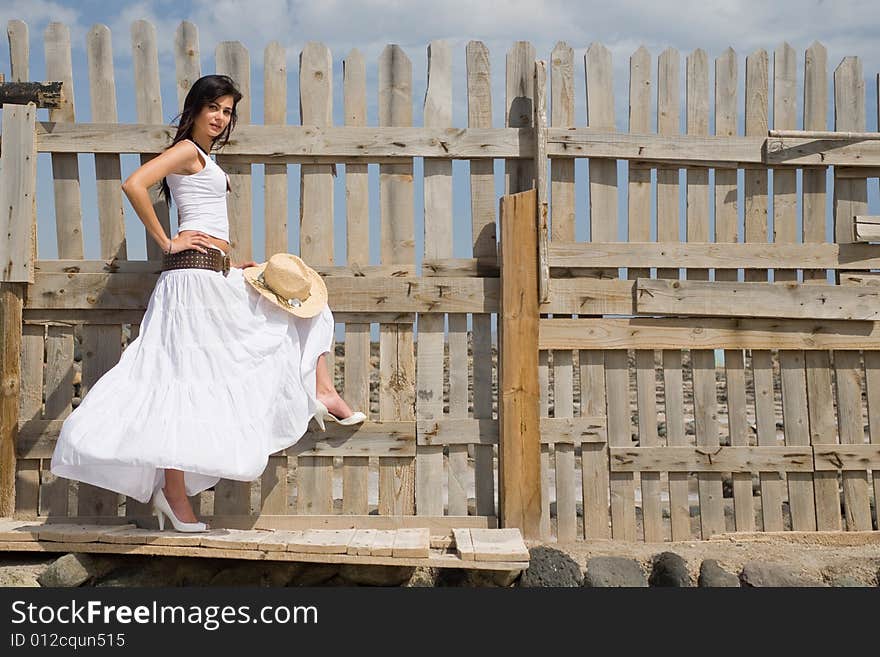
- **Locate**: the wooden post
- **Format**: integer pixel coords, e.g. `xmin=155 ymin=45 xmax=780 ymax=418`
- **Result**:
xmin=0 ymin=101 xmax=38 ymax=517
xmin=498 ymin=189 xmax=541 ymax=539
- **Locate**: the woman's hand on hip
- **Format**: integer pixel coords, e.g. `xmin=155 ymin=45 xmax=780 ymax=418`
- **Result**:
xmin=171 ymin=232 xmax=213 ymax=254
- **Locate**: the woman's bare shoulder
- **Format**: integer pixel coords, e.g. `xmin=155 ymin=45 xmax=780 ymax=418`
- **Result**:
xmin=123 ymin=139 xmax=201 ymax=188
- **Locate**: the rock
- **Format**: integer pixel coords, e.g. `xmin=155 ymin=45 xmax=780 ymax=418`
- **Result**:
xmin=467 ymin=569 xmax=522 ymax=587
xmin=518 ymin=547 xmax=582 ymax=587
xmin=288 ymin=564 xmax=339 ymax=587
xmin=338 ymin=565 xmax=415 ymax=586
xmin=0 ymin=569 xmax=41 ymax=587
xmin=38 ymin=553 xmax=118 ymax=588
xmin=649 ymin=552 xmax=692 ymax=587
xmin=406 ymin=567 xmax=439 ymax=587
xmin=209 ymin=562 xmax=303 ymax=587
xmin=829 ymin=575 xmax=864 ymax=587
xmin=72 ymin=370 xmax=81 ymax=386
xmin=740 ymin=562 xmax=825 ymax=587
xmin=698 ymin=560 xmax=740 ymax=587
xmin=583 ymin=557 xmax=647 ymax=588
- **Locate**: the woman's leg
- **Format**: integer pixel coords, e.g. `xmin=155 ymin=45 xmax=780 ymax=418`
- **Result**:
xmin=162 ymin=469 xmax=200 ymax=523
xmin=315 ymin=352 xmax=356 ymax=419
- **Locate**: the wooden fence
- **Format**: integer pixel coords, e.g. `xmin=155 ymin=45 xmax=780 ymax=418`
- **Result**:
xmin=1 ymin=18 xmax=879 ymax=542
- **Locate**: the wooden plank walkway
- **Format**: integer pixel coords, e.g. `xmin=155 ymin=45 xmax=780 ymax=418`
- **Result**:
xmin=0 ymin=520 xmax=529 ymax=571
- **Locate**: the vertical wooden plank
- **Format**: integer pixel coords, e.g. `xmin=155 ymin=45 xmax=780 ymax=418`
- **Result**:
xmin=833 ymin=57 xmax=871 ymax=531
xmin=77 ymin=326 xmax=121 ymax=517
xmin=0 ymin=30 xmax=36 ymax=517
xmin=7 ymin=21 xmax=29 ymax=92
xmin=378 ymin=45 xmax=416 ymax=516
xmin=687 ymin=49 xmax=723 ymax=538
xmin=499 ymin=190 xmax=541 ymax=539
xmin=216 ymin=40 xmax=253 ymax=261
xmin=173 ymin=21 xmax=200 ymax=109
xmin=802 ymin=42 xmax=839 ymax=531
xmin=89 ymin=22 xmax=144 ymax=521
xmin=744 ymin=49 xmax=780 ymax=531
xmin=0 ymin=286 xmax=23 ymax=517
xmin=754 ymin=350 xmax=784 ymax=531
xmin=715 ymin=48 xmax=752 ymax=532
xmin=538 ymin=352 xmax=551 ymax=539
xmin=417 ymin=40 xmax=451 ymax=517
xmin=586 ymin=43 xmax=632 ymax=540
xmin=87 ymin=24 xmax=127 ymax=262
xmin=15 ymin=324 xmax=42 ymax=518
xmin=550 ymin=42 xmax=576 ymax=543
xmin=259 ymin=40 xmax=290 ymax=516
xmin=629 ymin=46 xmax=662 ymax=541
xmin=864 ymin=352 xmax=880 ymax=517
xmin=44 ymin=22 xmax=84 ymax=260
xmin=657 ymin=47 xmax=689 ymax=540
xmin=466 ymin=41 xmax=496 ymax=519
xmin=744 ymin=48 xmax=769 ymax=285
xmin=342 ymin=49 xmax=370 ymax=515
xmin=773 ymin=43 xmax=816 ymax=532
xmin=663 ymin=353 xmax=690 ymax=538
xmin=505 ymin=42 xmax=536 ymax=195
xmin=130 ymin=20 xmax=171 ymax=262
xmin=295 ymin=42 xmax=334 ymax=516
xmin=41 ymin=325 xmax=73 ymax=516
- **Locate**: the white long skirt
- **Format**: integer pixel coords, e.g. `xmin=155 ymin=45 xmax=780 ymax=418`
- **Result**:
xmin=50 ymin=250 xmax=334 ymax=504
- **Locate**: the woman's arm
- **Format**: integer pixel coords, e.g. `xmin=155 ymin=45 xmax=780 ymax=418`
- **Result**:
xmin=121 ymin=140 xmax=211 ymax=254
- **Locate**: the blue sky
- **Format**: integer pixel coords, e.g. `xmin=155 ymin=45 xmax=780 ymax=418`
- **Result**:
xmin=1 ymin=0 xmax=878 ymax=269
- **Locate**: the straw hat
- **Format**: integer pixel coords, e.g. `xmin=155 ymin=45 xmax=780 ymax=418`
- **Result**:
xmin=242 ymin=253 xmax=327 ymax=318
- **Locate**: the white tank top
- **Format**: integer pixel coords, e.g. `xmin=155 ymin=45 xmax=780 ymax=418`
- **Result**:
xmin=166 ymin=139 xmax=231 ymax=242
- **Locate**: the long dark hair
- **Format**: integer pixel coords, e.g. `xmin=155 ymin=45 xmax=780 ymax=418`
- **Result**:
xmin=159 ymin=74 xmax=242 ymax=206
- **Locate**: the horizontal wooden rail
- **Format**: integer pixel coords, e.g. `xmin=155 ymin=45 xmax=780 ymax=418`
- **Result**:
xmin=769 ymin=129 xmax=880 ymax=140
xmin=31 ymin=122 xmax=528 ymax=159
xmin=813 ymin=446 xmax=880 ymax=470
xmin=25 ymin=271 xmax=500 ymax=313
xmin=549 ymin=242 xmax=880 ymax=270
xmin=538 ymin=317 xmax=880 ymax=350
xmin=765 ymin=137 xmax=880 ymax=166
xmin=416 ymin=417 xmax=606 ymax=446
xmin=34 ymin=258 xmax=501 ymax=278
xmin=636 ymin=278 xmax=880 ymax=320
xmin=854 ymin=216 xmax=880 ymax=242
xmin=610 ymin=447 xmax=814 ymax=473
xmin=18 ymin=416 xmax=607 ymax=460
xmin=9 ymin=122 xmax=878 ymax=167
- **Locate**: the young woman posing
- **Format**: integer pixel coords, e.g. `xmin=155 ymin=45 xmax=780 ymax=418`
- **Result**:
xmin=51 ymin=74 xmax=365 ymax=532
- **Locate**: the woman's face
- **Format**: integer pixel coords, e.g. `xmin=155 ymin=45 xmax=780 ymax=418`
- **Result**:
xmin=197 ymin=94 xmax=234 ymax=139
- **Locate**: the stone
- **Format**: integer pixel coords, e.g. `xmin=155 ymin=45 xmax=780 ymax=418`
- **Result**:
xmin=583 ymin=557 xmax=647 ymax=588
xmin=649 ymin=552 xmax=693 ymax=587
xmin=518 ymin=546 xmax=582 ymax=587
xmin=466 ymin=569 xmax=522 ymax=587
xmin=38 ymin=553 xmax=118 ymax=588
xmin=337 ymin=565 xmax=415 ymax=586
xmin=405 ymin=567 xmax=438 ymax=587
xmin=209 ymin=562 xmax=303 ymax=587
xmin=698 ymin=560 xmax=740 ymax=587
xmin=0 ymin=569 xmax=40 ymax=587
xmin=830 ymin=575 xmax=864 ymax=588
xmin=287 ymin=563 xmax=339 ymax=587
xmin=740 ymin=562 xmax=825 ymax=587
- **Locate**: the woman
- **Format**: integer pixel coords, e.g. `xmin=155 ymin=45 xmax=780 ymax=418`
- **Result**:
xmin=50 ymin=74 xmax=365 ymax=532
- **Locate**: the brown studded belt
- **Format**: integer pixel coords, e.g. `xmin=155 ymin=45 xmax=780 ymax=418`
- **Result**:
xmin=161 ymin=248 xmax=231 ymax=277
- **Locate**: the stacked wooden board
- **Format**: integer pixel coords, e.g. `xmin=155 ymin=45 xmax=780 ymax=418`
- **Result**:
xmin=0 ymin=520 xmax=529 ymax=571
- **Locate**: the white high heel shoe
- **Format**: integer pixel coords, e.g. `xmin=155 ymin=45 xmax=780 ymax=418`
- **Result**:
xmin=151 ymin=487 xmax=208 ymax=533
xmin=313 ymin=399 xmax=367 ymax=431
